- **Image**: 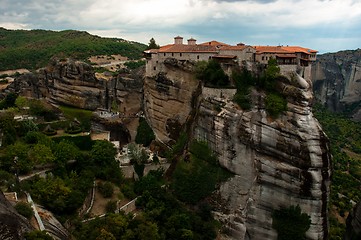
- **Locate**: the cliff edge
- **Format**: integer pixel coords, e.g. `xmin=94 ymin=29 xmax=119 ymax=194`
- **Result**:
xmin=144 ymin=58 xmax=331 ymax=239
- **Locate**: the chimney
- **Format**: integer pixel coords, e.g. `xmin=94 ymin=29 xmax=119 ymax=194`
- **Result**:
xmin=187 ymin=38 xmax=197 ymax=45
xmin=174 ymin=36 xmax=183 ymax=45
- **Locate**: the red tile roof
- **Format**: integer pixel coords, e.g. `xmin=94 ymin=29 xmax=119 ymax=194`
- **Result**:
xmin=199 ymin=40 xmax=230 ymax=47
xmin=254 ymin=45 xmax=317 ymax=55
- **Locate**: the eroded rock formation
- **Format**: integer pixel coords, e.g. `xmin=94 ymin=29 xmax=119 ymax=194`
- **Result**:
xmin=144 ymin=58 xmax=331 ymax=239
xmin=195 ymin=73 xmax=330 ymax=239
xmin=144 ymin=59 xmax=201 ymax=142
xmin=0 ymin=192 xmax=34 ymax=239
xmin=5 ymin=58 xmax=143 ymax=113
xmin=311 ymin=49 xmax=361 ymax=119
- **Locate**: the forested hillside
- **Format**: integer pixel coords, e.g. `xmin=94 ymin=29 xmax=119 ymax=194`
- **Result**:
xmin=0 ymin=28 xmax=147 ymax=71
xmin=313 ymin=105 xmax=361 ymax=239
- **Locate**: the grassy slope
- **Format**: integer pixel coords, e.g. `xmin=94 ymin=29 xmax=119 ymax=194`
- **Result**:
xmin=0 ymin=28 xmax=147 ymax=71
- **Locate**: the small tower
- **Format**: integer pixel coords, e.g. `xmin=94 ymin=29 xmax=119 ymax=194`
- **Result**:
xmin=174 ymin=36 xmax=183 ymax=45
xmin=187 ymin=37 xmax=197 ymax=45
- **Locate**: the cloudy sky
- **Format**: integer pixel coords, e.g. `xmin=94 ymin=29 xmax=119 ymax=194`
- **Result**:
xmin=1 ymin=0 xmax=360 ymax=53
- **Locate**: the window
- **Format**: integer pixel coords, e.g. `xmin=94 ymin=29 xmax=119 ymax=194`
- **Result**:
xmin=180 ymin=53 xmax=182 ymax=57
xmin=197 ymin=55 xmax=200 ymax=59
xmin=262 ymin=56 xmax=264 ymax=60
xmin=164 ymin=53 xmax=166 ymax=56
xmin=172 ymin=53 xmax=174 ymax=56
xmin=153 ymin=66 xmax=156 ymax=70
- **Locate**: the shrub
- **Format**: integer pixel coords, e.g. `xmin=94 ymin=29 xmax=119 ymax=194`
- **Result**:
xmin=106 ymin=200 xmax=117 ymax=213
xmin=233 ymin=92 xmax=251 ymax=110
xmin=14 ymin=201 xmax=34 ymax=219
xmin=272 ymin=205 xmax=311 ymax=240
xmin=265 ymin=93 xmax=287 ymax=118
xmin=196 ymin=60 xmax=229 ymax=87
xmin=124 ymin=60 xmax=146 ymax=69
xmin=98 ymin=181 xmax=114 ymax=198
xmin=24 ymin=230 xmax=53 ymax=240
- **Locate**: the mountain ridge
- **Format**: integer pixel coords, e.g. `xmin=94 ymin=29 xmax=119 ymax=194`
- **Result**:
xmin=0 ymin=28 xmax=147 ymax=71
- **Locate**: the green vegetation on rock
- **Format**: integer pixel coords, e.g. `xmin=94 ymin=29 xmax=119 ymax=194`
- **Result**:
xmin=14 ymin=201 xmax=34 ymax=219
xmin=196 ymin=60 xmax=230 ymax=87
xmin=0 ymin=28 xmax=147 ymax=71
xmin=171 ymin=140 xmax=232 ymax=204
xmin=135 ymin=118 xmax=155 ymax=147
xmin=272 ymin=205 xmax=311 ymax=240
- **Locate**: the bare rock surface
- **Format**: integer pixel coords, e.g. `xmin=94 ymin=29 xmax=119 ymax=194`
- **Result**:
xmin=311 ymin=49 xmax=361 ymax=119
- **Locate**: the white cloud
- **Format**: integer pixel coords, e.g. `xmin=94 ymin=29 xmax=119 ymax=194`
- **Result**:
xmin=0 ymin=0 xmax=360 ymax=52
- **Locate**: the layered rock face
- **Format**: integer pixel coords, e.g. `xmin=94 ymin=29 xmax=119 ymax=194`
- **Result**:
xmin=0 ymin=192 xmax=34 ymax=239
xmin=144 ymin=58 xmax=331 ymax=239
xmin=311 ymin=49 xmax=361 ymax=119
xmin=195 ymin=74 xmax=331 ymax=239
xmin=5 ymin=58 xmax=143 ymax=112
xmin=144 ymin=58 xmax=201 ymax=142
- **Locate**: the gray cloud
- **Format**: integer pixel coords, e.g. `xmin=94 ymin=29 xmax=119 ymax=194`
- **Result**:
xmin=0 ymin=0 xmax=360 ymax=53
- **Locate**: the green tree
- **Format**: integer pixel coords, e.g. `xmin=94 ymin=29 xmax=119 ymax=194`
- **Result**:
xmin=0 ymin=112 xmax=17 ymax=146
xmin=146 ymin=38 xmax=160 ymax=50
xmin=28 ymin=143 xmax=55 ymax=164
xmin=197 ymin=60 xmax=229 ymax=87
xmin=96 ymin=229 xmax=116 ymax=240
xmin=128 ymin=143 xmax=148 ymax=178
xmin=265 ymin=92 xmax=287 ymax=118
xmin=135 ymin=118 xmax=155 ymax=147
xmin=0 ymin=92 xmax=18 ymax=109
xmin=5 ymin=141 xmax=33 ymax=174
xmin=91 ymin=140 xmax=117 ymax=166
xmin=24 ymin=230 xmax=53 ymax=240
xmin=262 ymin=57 xmax=280 ymax=90
xmin=105 ymin=200 xmax=117 ymax=213
xmin=98 ymin=181 xmax=114 ymax=198
xmin=54 ymin=140 xmax=80 ymax=165
xmin=15 ymin=96 xmax=29 ymax=109
xmin=123 ymin=216 xmax=161 ymax=240
xmin=14 ymin=201 xmax=34 ymax=219
xmin=272 ymin=205 xmax=311 ymax=240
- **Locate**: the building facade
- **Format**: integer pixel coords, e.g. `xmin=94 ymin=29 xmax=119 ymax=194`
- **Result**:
xmin=144 ymin=36 xmax=317 ymax=78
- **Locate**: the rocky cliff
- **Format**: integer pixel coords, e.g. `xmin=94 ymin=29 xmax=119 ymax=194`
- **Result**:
xmin=4 ymin=58 xmax=143 ymax=113
xmin=144 ymin=59 xmax=331 ymax=239
xmin=144 ymin=58 xmax=201 ymax=142
xmin=345 ymin=202 xmax=361 ymax=240
xmin=311 ymin=49 xmax=361 ymax=119
xmin=0 ymin=192 xmax=34 ymax=239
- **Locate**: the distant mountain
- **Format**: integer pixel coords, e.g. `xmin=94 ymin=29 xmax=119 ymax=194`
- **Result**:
xmin=311 ymin=49 xmax=361 ymax=120
xmin=0 ymin=28 xmax=147 ymax=71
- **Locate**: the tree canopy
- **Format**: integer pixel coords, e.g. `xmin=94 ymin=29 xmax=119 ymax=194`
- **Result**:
xmin=146 ymin=38 xmax=160 ymax=50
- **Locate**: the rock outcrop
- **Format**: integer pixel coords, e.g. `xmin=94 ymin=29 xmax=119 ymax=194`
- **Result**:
xmin=0 ymin=192 xmax=34 ymax=239
xmin=144 ymin=59 xmax=201 ymax=142
xmin=345 ymin=202 xmax=361 ymax=240
xmin=144 ymin=59 xmax=331 ymax=239
xmin=311 ymin=49 xmax=361 ymax=119
xmin=4 ymin=58 xmax=143 ymax=113
xmin=195 ymin=73 xmax=330 ymax=239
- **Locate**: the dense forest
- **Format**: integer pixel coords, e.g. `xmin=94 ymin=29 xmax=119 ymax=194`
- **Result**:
xmin=313 ymin=105 xmax=361 ymax=239
xmin=0 ymin=28 xmax=147 ymax=71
